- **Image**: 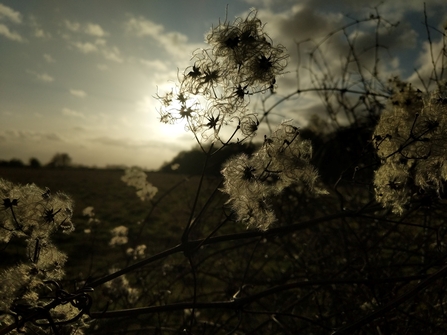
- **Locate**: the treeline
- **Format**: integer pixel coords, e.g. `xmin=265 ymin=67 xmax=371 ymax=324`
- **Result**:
xmin=0 ymin=153 xmax=72 ymax=168
xmin=159 ymin=123 xmax=372 ymax=184
xmin=1 ymin=123 xmax=372 ymax=175
xmin=159 ymin=142 xmax=257 ymax=175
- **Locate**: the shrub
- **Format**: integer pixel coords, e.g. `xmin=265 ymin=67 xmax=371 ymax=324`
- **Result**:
xmin=1 ymin=6 xmax=447 ymax=335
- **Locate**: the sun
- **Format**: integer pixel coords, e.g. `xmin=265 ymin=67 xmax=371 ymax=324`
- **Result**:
xmin=135 ymin=94 xmax=191 ymax=140
xmin=157 ymin=95 xmax=195 ymax=139
xmin=154 ymin=87 xmax=206 ymax=140
xmin=158 ymin=117 xmax=190 ymax=139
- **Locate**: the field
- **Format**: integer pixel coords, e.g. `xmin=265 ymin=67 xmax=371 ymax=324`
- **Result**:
xmin=2 ymin=163 xmax=447 ymax=334
xmin=0 ymin=167 xmax=224 ymax=282
xmin=2 ymin=166 xmax=294 ymax=334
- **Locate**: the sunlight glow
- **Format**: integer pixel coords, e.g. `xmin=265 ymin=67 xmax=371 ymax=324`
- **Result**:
xmin=158 ymin=118 xmax=189 ymax=139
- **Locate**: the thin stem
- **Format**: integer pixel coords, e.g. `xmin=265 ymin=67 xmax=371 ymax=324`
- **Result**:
xmin=182 ymin=143 xmax=214 ymax=243
xmin=88 ymin=275 xmax=428 ymax=319
xmin=85 ymin=209 xmax=362 ymax=289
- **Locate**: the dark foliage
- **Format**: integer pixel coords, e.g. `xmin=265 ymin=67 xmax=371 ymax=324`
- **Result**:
xmin=159 ymin=142 xmax=257 ymax=175
xmin=29 ymin=157 xmax=42 ymax=168
xmin=47 ymin=153 xmax=72 ymax=168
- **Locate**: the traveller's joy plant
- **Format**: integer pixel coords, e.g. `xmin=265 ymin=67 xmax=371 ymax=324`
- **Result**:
xmin=0 ymin=179 xmax=89 ymax=334
xmin=156 ymin=10 xmax=288 ymax=143
xmin=1 ymin=5 xmax=447 ymax=335
xmin=156 ymin=10 xmax=324 ymax=230
xmin=373 ymin=79 xmax=447 ymax=213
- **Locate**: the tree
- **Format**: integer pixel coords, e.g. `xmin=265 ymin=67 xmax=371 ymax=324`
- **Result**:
xmin=1 ymin=6 xmax=447 ymax=335
xmin=29 ymin=157 xmax=42 ymax=168
xmin=159 ymin=142 xmax=257 ymax=175
xmin=7 ymin=158 xmax=25 ymax=168
xmin=47 ymin=153 xmax=72 ymax=168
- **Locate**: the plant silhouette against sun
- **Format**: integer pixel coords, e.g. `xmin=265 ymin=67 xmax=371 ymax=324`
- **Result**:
xmin=156 ymin=10 xmax=288 ymax=145
xmin=2 ymin=5 xmax=447 ymax=335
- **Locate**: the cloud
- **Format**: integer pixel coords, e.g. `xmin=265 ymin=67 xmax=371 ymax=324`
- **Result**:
xmin=189 ymin=3 xmax=421 ymax=129
xmin=62 ymin=108 xmax=85 ymax=118
xmin=43 ymin=53 xmax=55 ymax=63
xmin=27 ymin=70 xmax=54 ymax=82
xmin=64 ymin=22 xmax=116 ymax=63
xmin=407 ymin=37 xmax=446 ymax=89
xmin=85 ymin=23 xmax=106 ymax=37
xmin=91 ymin=135 xmax=183 ymax=151
xmin=34 ymin=28 xmax=51 ymax=38
xmin=91 ymin=136 xmax=150 ymax=149
xmin=125 ymin=16 xmax=164 ymax=37
xmin=0 ymin=3 xmax=22 ymax=23
xmin=263 ymin=5 xmax=343 ymax=42
xmin=70 ymin=39 xmax=122 ymax=62
xmin=244 ymin=4 xmax=420 ymax=96
xmin=72 ymin=41 xmax=98 ymax=53
xmin=245 ymin=0 xmax=445 ymax=24
xmin=95 ymin=38 xmax=106 ymax=46
xmin=0 ymin=23 xmax=24 ymax=41
xmin=69 ymin=89 xmax=87 ymax=98
xmin=38 ymin=73 xmax=54 ymax=82
xmin=64 ymin=19 xmax=81 ymax=32
xmin=42 ymin=132 xmax=64 ymax=141
xmin=0 ymin=129 xmax=64 ymax=142
xmin=65 ymin=19 xmax=107 ymax=36
xmin=29 ymin=15 xmax=51 ymax=39
xmin=102 ymin=46 xmax=123 ymax=63
xmin=124 ymin=15 xmax=203 ymax=59
xmin=139 ymin=58 xmax=169 ymax=71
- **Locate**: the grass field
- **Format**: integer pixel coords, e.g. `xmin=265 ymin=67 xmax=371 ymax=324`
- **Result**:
xmin=0 ymin=167 xmax=224 ymax=283
xmin=2 ymin=163 xmax=446 ymax=333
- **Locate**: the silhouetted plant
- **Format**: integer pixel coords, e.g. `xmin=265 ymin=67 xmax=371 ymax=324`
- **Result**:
xmin=1 ymin=5 xmax=447 ymax=335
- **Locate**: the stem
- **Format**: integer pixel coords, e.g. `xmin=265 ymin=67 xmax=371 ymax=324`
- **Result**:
xmin=87 ymin=209 xmax=359 ymax=288
xmin=181 ymin=143 xmax=214 ymax=243
xmin=88 ymin=275 xmax=428 ymax=319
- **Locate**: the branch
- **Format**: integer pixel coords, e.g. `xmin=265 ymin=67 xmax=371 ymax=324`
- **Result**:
xmin=86 ymin=209 xmax=362 ymax=288
xmin=89 ymin=275 xmax=428 ymax=319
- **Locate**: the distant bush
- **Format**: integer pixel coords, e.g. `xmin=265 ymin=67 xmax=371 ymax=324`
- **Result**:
xmin=29 ymin=157 xmax=42 ymax=168
xmin=46 ymin=153 xmax=72 ymax=168
xmin=159 ymin=142 xmax=257 ymax=175
xmin=0 ymin=158 xmax=26 ymax=168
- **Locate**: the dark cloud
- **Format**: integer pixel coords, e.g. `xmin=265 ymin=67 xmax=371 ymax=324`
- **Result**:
xmin=248 ymin=1 xmax=436 ymax=129
xmin=90 ymin=136 xmax=184 ymax=151
xmin=276 ymin=6 xmax=342 ymax=42
xmin=0 ymin=130 xmax=65 ymax=142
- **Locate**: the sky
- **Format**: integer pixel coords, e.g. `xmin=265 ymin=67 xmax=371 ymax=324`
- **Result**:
xmin=0 ymin=0 xmax=446 ymax=169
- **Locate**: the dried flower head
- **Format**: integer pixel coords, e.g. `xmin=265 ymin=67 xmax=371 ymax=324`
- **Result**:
xmin=0 ymin=178 xmax=76 ymax=326
xmin=104 ymin=268 xmax=140 ymax=304
xmin=156 ymin=9 xmax=288 ymax=144
xmin=373 ymin=79 xmax=447 ymax=213
xmin=109 ymin=225 xmax=129 ymax=246
xmin=222 ymin=121 xmax=325 ymax=230
xmin=126 ymin=244 xmax=147 ymax=260
xmin=122 ymin=167 xmax=158 ymax=201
